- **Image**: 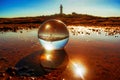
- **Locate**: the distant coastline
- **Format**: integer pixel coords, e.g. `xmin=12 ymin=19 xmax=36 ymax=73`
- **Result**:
xmin=0 ymin=14 xmax=120 ymax=31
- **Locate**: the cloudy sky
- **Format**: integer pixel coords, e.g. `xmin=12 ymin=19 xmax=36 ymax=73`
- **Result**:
xmin=0 ymin=0 xmax=120 ymax=17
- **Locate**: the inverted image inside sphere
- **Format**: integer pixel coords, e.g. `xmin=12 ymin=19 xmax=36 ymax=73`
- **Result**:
xmin=38 ymin=19 xmax=69 ymax=41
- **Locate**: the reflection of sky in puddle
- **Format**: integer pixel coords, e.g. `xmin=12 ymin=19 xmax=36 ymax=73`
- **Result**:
xmin=0 ymin=29 xmax=39 ymax=50
xmin=0 ymin=26 xmax=120 ymax=42
xmin=0 ymin=26 xmax=120 ymax=79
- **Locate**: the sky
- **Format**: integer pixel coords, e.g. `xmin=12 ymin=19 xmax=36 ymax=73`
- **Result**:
xmin=0 ymin=0 xmax=120 ymax=18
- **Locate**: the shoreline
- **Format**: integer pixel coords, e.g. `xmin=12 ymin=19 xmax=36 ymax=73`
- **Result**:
xmin=0 ymin=23 xmax=120 ymax=32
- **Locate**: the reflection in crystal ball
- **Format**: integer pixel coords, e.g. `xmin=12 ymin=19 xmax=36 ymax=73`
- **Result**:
xmin=38 ymin=19 xmax=69 ymax=50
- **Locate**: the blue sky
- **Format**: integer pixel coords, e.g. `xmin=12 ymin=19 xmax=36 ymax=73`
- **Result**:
xmin=0 ymin=0 xmax=120 ymax=18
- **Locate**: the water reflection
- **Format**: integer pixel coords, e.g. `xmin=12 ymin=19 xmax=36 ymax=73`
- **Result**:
xmin=15 ymin=49 xmax=69 ymax=77
xmin=61 ymin=60 xmax=87 ymax=80
xmin=71 ymin=62 xmax=86 ymax=79
xmin=0 ymin=26 xmax=120 ymax=79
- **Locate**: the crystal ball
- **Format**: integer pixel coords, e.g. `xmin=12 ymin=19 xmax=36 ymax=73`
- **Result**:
xmin=38 ymin=19 xmax=69 ymax=50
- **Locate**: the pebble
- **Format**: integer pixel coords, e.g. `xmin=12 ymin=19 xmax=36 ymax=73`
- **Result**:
xmin=6 ymin=76 xmax=12 ymax=80
xmin=6 ymin=67 xmax=17 ymax=76
xmin=0 ymin=72 xmax=5 ymax=77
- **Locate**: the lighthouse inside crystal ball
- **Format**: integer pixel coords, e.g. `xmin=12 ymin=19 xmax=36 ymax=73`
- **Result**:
xmin=38 ymin=19 xmax=69 ymax=50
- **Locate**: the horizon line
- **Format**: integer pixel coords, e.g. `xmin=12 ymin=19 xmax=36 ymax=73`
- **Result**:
xmin=0 ymin=13 xmax=120 ymax=18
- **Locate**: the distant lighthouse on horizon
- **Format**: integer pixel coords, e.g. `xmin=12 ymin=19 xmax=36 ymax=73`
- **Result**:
xmin=60 ymin=4 xmax=63 ymax=15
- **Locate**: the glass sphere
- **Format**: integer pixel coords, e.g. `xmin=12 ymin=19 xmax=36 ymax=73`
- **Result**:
xmin=38 ymin=19 xmax=69 ymax=50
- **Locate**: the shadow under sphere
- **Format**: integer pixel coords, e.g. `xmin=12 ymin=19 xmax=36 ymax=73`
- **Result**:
xmin=15 ymin=49 xmax=69 ymax=77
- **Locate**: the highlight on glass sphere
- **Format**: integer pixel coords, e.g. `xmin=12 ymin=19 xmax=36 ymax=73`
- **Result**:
xmin=38 ymin=19 xmax=69 ymax=50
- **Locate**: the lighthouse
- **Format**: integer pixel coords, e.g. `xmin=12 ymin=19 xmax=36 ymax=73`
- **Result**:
xmin=60 ymin=4 xmax=63 ymax=15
